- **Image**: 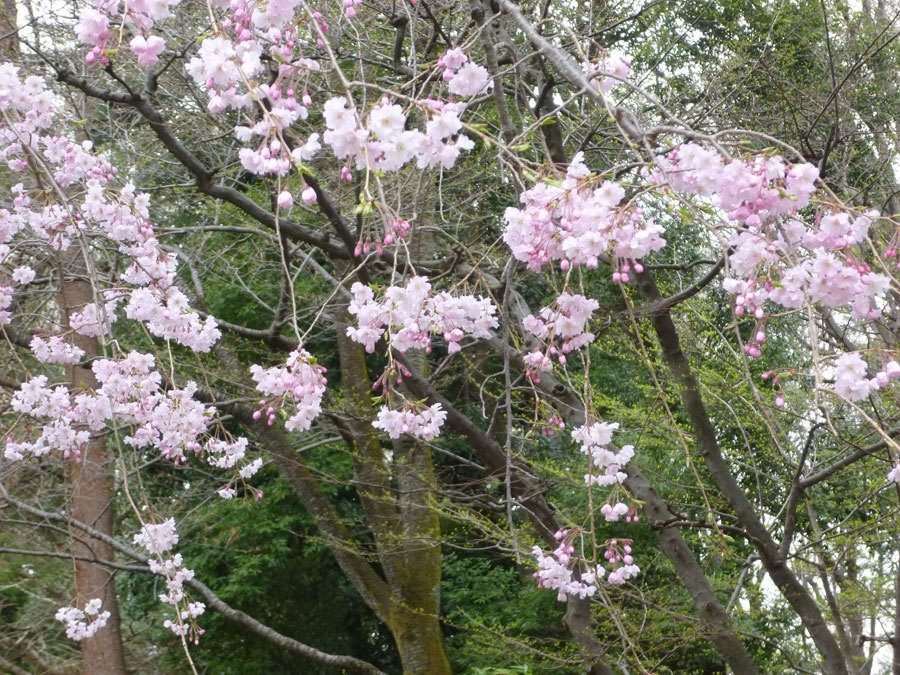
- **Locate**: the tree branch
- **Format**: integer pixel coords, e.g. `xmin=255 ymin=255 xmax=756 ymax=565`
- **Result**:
xmin=0 ymin=485 xmax=387 ymax=675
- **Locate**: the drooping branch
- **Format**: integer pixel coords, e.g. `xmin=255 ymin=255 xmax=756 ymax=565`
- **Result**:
xmin=51 ymin=68 xmax=348 ymax=259
xmin=0 ymin=485 xmax=388 ymax=675
xmin=208 ymin=393 xmax=394 ymax=624
xmin=396 ymin=346 xmax=761 ymax=675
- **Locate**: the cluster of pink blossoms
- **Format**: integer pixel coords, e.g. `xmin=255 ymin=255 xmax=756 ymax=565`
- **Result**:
xmin=6 ymin=350 xmax=261 ymax=483
xmin=439 ymin=47 xmax=492 ymax=98
xmin=503 ymin=152 xmax=666 ymax=273
xmin=69 ymin=294 xmax=119 ymax=338
xmin=353 ymin=217 xmax=412 ymax=259
xmin=532 ymin=529 xmax=641 ymax=601
xmin=0 ymin=65 xmax=252 ymax=481
xmin=346 ymin=277 xmax=496 ymax=441
xmin=134 ymin=519 xmax=206 ymax=640
xmin=522 ymin=292 xmax=599 ymax=379
xmin=346 ymin=277 xmax=498 ymax=355
xmin=653 ymin=144 xmax=888 ymax=358
xmin=175 ymin=0 xmax=482 ymax=185
xmin=8 ymin=374 xmax=90 ymax=460
xmin=55 ymin=598 xmax=110 ymax=641
xmin=601 ymin=539 xmax=640 ymax=585
xmin=832 ymin=353 xmax=900 ymax=402
xmin=150 ymin=0 xmax=325 ymax=189
xmin=322 ymin=94 xmax=476 ymax=173
xmin=533 ymin=530 xmax=603 ymax=601
xmin=29 ymin=335 xmax=85 ymax=365
xmin=183 ymin=31 xmax=483 ymax=203
xmin=573 ymin=422 xmax=637 ymax=524
xmin=571 ymin=422 xmax=634 ymax=489
xmin=372 ymin=403 xmax=448 ymax=441
xmin=249 ymin=348 xmax=327 ymax=432
xmin=0 ymin=65 xmax=220 ymax=353
xmin=75 ymin=0 xmax=180 ymax=66
xmin=531 ymin=423 xmax=641 ymax=600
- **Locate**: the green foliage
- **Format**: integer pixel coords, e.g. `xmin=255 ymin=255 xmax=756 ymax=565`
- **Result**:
xmin=441 ymin=552 xmax=574 ymax=673
xmin=127 ymin=467 xmax=400 ymax=673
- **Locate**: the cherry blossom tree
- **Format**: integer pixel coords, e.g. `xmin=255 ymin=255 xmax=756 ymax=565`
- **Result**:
xmin=2 ymin=0 xmax=900 ymax=673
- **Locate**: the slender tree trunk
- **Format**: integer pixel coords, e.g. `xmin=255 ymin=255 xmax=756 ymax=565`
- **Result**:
xmin=634 ymin=268 xmax=848 ymax=675
xmin=60 ymin=250 xmax=128 ymax=675
xmin=893 ymin=545 xmax=900 ymax=675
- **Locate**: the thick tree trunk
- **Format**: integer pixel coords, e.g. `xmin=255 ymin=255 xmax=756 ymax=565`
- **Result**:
xmin=335 ymin=310 xmax=451 ymax=674
xmin=392 ymin=430 xmax=448 ymax=671
xmin=60 ymin=251 xmax=128 ymax=675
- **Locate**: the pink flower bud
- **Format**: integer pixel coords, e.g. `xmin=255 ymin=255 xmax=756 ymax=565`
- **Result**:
xmin=277 ymin=190 xmax=293 ymax=209
xmin=301 ymin=186 xmax=317 ymax=204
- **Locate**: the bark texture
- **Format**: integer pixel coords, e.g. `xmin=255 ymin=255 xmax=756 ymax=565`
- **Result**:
xmin=335 ymin=310 xmax=451 ymax=674
xmin=60 ymin=250 xmax=128 ymax=675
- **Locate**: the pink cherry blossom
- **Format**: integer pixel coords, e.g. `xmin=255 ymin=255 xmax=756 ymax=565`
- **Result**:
xmin=130 ymin=34 xmax=166 ymax=67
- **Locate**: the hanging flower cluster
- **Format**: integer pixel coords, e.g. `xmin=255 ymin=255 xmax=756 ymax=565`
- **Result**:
xmin=250 ymin=348 xmax=328 ymax=432
xmin=503 ymin=152 xmax=666 ymax=273
xmin=134 ymin=519 xmax=206 ymax=640
xmin=346 ymin=277 xmax=498 ymax=356
xmin=55 ymin=598 xmax=110 ymax=641
xmin=522 ymin=292 xmax=599 ymax=380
